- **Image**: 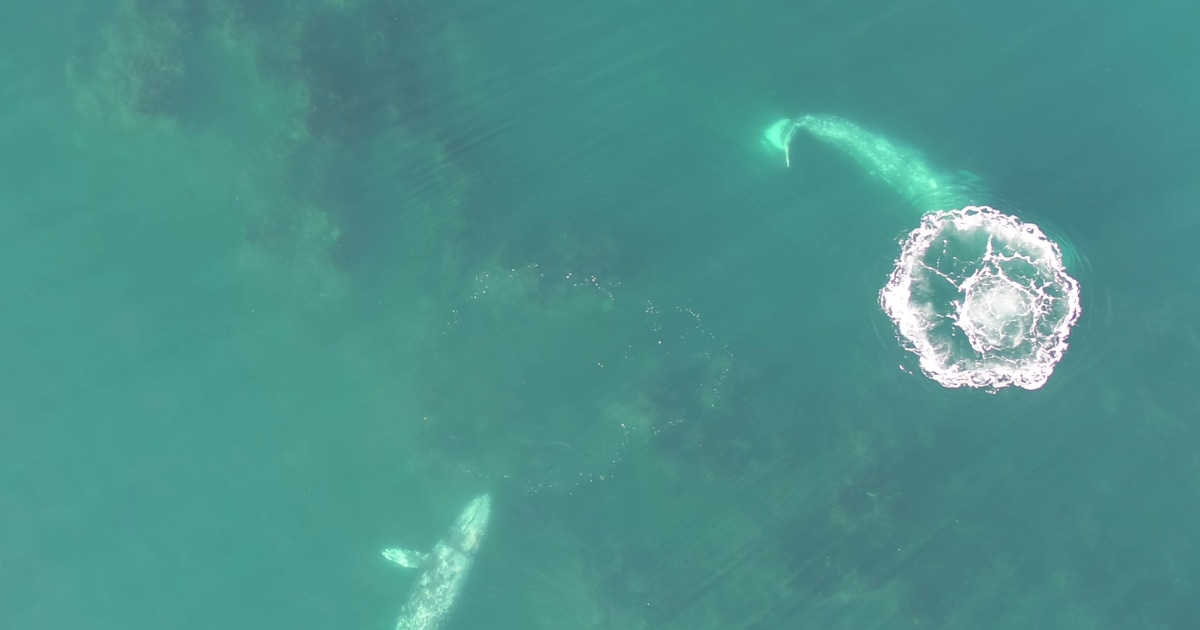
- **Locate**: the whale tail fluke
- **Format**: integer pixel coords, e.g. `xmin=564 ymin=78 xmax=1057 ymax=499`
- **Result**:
xmin=763 ymin=118 xmax=800 ymax=167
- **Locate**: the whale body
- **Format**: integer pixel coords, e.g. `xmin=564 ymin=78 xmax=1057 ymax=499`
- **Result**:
xmin=382 ymin=494 xmax=492 ymax=630
xmin=763 ymin=115 xmax=975 ymax=210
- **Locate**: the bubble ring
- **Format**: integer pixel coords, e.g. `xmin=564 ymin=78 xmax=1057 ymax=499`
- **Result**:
xmin=879 ymin=206 xmax=1082 ymax=391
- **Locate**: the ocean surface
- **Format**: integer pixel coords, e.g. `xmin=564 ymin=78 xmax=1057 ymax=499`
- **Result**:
xmin=2 ymin=0 xmax=1199 ymax=628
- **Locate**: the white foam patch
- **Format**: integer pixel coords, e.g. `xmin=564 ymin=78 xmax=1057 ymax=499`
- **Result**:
xmin=879 ymin=206 xmax=1082 ymax=390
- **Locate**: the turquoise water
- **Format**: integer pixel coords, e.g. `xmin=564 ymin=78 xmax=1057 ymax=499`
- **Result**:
xmin=3 ymin=0 xmax=1199 ymax=628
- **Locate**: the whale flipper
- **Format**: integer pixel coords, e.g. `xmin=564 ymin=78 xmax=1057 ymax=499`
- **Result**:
xmin=382 ymin=547 xmax=428 ymax=569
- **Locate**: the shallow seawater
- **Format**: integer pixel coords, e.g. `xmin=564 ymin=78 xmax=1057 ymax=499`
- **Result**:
xmin=2 ymin=0 xmax=1200 ymax=628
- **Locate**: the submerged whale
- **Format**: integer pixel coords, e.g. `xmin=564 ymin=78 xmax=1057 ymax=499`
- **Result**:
xmin=764 ymin=114 xmax=972 ymax=210
xmin=762 ymin=113 xmax=1083 ymax=391
xmin=382 ymin=494 xmax=492 ymax=630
